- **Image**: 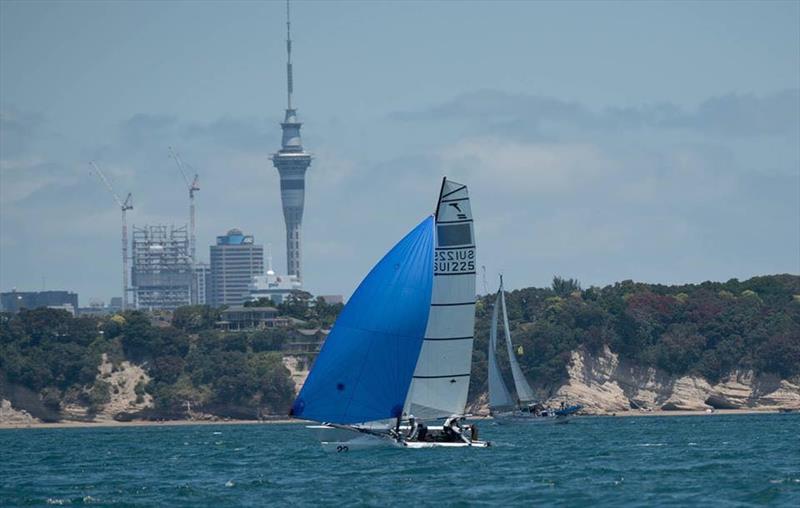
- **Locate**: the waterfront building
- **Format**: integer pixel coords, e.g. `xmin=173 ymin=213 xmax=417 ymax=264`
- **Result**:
xmin=215 ymin=305 xmax=290 ymax=331
xmin=318 ymin=295 xmax=344 ymax=305
xmin=131 ymin=225 xmax=192 ymax=310
xmin=0 ymin=290 xmax=78 ymax=314
xmin=209 ymin=229 xmax=264 ymax=307
xmin=271 ymin=4 xmax=311 ymax=283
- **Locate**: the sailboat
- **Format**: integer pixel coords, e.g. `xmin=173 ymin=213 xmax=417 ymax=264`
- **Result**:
xmin=291 ymin=178 xmax=490 ymax=450
xmin=487 ymin=276 xmax=582 ymax=424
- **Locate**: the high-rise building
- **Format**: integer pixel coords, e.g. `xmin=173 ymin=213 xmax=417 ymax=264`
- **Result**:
xmin=271 ymin=2 xmax=311 ymax=283
xmin=209 ymin=229 xmax=264 ymax=307
xmin=192 ymin=262 xmax=211 ymax=306
xmin=108 ymin=297 xmax=123 ymax=312
xmin=131 ymin=225 xmax=192 ymax=310
xmin=0 ymin=290 xmax=79 ymax=314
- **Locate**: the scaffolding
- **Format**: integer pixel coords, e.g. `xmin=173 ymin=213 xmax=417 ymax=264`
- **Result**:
xmin=131 ymin=225 xmax=192 ymax=310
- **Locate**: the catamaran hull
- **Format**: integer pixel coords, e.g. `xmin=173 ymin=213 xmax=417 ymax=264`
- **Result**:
xmin=308 ymin=425 xmax=490 ymax=452
xmin=492 ymin=414 xmax=573 ymax=425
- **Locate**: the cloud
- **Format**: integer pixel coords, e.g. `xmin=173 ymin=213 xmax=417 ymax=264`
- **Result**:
xmin=118 ymin=113 xmax=178 ymax=149
xmin=439 ymin=137 xmax=614 ymax=196
xmin=183 ymin=116 xmax=273 ymax=152
xmin=1 ymin=85 xmax=797 ymax=302
xmin=393 ymin=88 xmax=800 ymax=139
xmin=0 ymin=105 xmax=44 ymax=158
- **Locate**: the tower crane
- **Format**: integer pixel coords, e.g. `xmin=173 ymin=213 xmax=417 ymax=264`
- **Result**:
xmin=168 ymin=147 xmax=199 ymax=301
xmin=90 ymin=161 xmax=133 ymax=311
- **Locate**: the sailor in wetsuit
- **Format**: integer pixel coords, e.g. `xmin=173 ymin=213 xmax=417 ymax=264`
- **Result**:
xmin=443 ymin=416 xmax=467 ymax=443
xmin=406 ymin=415 xmax=420 ymax=441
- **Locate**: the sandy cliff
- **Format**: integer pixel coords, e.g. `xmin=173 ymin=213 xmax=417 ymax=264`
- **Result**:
xmin=92 ymin=354 xmax=154 ymax=421
xmin=282 ymin=355 xmax=310 ymax=393
xmin=548 ymin=346 xmax=800 ymax=413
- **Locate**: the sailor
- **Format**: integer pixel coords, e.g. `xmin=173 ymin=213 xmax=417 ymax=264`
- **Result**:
xmin=443 ymin=416 xmax=459 ymax=441
xmin=406 ymin=415 xmax=420 ymax=441
xmin=443 ymin=416 xmax=467 ymax=442
xmin=417 ymin=421 xmax=428 ymax=442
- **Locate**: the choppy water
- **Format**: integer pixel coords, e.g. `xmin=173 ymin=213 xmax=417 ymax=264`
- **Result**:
xmin=1 ymin=414 xmax=799 ymax=506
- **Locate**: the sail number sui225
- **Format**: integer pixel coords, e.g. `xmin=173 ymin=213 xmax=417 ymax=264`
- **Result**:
xmin=434 ymin=248 xmax=475 ymax=274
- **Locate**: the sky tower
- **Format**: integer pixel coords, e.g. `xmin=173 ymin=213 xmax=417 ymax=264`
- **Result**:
xmin=271 ymin=0 xmax=311 ymax=283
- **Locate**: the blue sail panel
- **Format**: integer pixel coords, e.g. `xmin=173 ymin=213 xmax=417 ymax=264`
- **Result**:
xmin=290 ymin=216 xmax=434 ymax=424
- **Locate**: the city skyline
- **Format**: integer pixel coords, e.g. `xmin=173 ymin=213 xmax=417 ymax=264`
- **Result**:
xmin=1 ymin=1 xmax=798 ymax=305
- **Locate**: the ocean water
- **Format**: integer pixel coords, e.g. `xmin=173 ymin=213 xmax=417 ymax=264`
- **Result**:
xmin=1 ymin=414 xmax=798 ymax=507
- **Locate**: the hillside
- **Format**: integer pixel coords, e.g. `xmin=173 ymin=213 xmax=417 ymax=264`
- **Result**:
xmin=470 ymin=274 xmax=800 ymax=412
xmin=1 ymin=274 xmax=798 ymax=423
xmin=0 ymin=308 xmax=301 ymax=422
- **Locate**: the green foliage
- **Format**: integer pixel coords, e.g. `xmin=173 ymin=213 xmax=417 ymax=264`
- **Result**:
xmin=551 ymin=276 xmax=581 ymax=297
xmin=172 ymin=305 xmax=220 ymax=332
xmin=87 ymin=380 xmax=111 ymax=413
xmin=0 ymin=309 xmax=102 ymax=395
xmin=471 ymin=274 xmax=800 ymax=400
xmin=276 ymin=292 xmax=344 ymax=328
xmin=0 ymin=306 xmax=297 ymax=419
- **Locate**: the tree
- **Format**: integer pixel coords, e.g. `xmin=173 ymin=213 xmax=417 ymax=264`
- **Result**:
xmin=172 ymin=305 xmax=220 ymax=332
xmin=551 ymin=276 xmax=581 ymax=297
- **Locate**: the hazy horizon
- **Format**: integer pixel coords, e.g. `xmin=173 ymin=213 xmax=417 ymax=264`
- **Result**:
xmin=1 ymin=0 xmax=798 ymax=305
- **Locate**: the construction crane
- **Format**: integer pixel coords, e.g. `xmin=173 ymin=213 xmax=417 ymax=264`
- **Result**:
xmin=90 ymin=161 xmax=133 ymax=311
xmin=168 ymin=147 xmax=199 ymax=300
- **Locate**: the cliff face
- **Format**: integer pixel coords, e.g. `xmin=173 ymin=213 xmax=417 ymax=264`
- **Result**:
xmin=549 ymin=346 xmax=800 ymax=413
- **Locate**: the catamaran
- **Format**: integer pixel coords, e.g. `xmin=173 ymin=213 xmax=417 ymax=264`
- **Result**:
xmin=290 ymin=178 xmax=489 ymax=450
xmin=487 ymin=276 xmax=582 ymax=424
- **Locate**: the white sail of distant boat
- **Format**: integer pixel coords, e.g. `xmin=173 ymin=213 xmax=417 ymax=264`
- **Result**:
xmin=292 ymin=178 xmax=489 ymax=450
xmin=488 ymin=276 xmax=583 ymax=423
xmin=488 ymin=288 xmax=514 ymax=410
xmin=403 ymin=179 xmax=477 ymax=421
xmin=499 ymin=276 xmax=536 ymax=404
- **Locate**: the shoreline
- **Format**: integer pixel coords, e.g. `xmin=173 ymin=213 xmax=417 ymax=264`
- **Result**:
xmin=590 ymin=408 xmax=786 ymax=417
xmin=1 ymin=408 xmax=793 ymax=430
xmin=0 ymin=418 xmax=300 ymax=430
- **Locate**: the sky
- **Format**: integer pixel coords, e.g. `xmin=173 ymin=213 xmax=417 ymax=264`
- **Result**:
xmin=1 ymin=0 xmax=798 ymax=305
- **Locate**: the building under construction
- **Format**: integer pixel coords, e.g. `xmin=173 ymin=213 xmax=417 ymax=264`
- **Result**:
xmin=131 ymin=225 xmax=192 ymax=310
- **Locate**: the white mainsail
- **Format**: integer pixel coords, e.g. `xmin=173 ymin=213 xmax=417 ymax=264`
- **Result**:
xmin=499 ymin=277 xmax=536 ymax=404
xmin=404 ymin=178 xmax=476 ymax=421
xmin=488 ymin=289 xmax=514 ymax=410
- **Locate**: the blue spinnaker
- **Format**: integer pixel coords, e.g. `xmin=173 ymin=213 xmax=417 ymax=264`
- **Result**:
xmin=290 ymin=216 xmax=435 ymax=424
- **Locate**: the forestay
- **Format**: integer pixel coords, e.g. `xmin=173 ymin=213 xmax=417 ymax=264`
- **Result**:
xmin=290 ymin=216 xmax=434 ymax=425
xmin=500 ymin=279 xmax=536 ymax=404
xmin=404 ymin=178 xmax=477 ymax=421
xmin=488 ymin=289 xmax=514 ymax=410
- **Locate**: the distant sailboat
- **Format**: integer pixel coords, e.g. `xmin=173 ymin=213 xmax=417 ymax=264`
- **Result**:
xmin=487 ymin=276 xmax=581 ymax=423
xmin=292 ymin=178 xmax=489 ymax=450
